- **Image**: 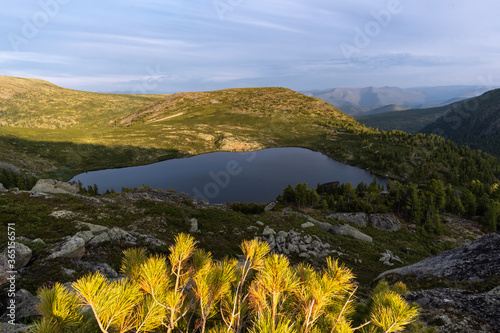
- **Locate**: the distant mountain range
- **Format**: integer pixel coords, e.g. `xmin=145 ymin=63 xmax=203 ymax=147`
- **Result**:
xmin=303 ymin=85 xmax=494 ymax=116
xmin=357 ymin=89 xmax=500 ymax=156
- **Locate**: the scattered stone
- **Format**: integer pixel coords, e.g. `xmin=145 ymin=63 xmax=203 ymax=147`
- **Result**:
xmin=299 ymin=252 xmax=310 ymax=258
xmin=329 ymin=224 xmax=373 ymax=243
xmin=326 ymin=212 xmax=368 ymax=227
xmin=49 ymin=210 xmax=76 ymax=219
xmin=301 ymin=222 xmax=315 ymax=228
xmin=369 ymin=214 xmax=402 ymax=232
xmin=277 ymin=231 xmax=288 ymax=238
xmin=32 ymin=238 xmax=45 ymax=244
xmin=17 ymin=236 xmax=32 ymax=243
xmin=264 ymin=201 xmax=277 ymax=211
xmin=63 ymin=268 xmax=76 ymax=276
xmin=189 ymin=218 xmax=199 ymax=233
xmin=31 ymin=179 xmax=79 ymax=195
xmin=256 ymin=221 xmax=264 ymax=226
xmin=379 ymin=250 xmax=403 ymax=266
xmin=262 ymin=226 xmax=276 ymax=236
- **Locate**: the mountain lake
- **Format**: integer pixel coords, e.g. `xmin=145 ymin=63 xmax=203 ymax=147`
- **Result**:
xmin=70 ymin=147 xmax=387 ymax=203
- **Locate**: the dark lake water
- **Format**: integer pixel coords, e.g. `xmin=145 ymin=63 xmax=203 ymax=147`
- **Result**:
xmin=70 ymin=147 xmax=386 ymax=204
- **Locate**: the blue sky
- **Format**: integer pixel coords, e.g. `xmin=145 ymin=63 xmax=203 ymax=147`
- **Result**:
xmin=1 ymin=0 xmax=499 ymax=93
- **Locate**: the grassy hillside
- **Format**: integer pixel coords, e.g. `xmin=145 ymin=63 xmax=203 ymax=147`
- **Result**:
xmin=1 ymin=76 xmax=499 ymax=187
xmin=0 ymin=76 xmax=360 ymax=179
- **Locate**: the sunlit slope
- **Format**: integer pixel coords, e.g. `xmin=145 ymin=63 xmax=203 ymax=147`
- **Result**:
xmin=0 ymin=75 xmax=166 ymax=129
xmin=0 ymin=77 xmax=360 ymax=178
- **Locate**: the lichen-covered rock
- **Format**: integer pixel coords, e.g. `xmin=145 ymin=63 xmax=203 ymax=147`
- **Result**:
xmin=369 ymin=214 xmax=402 ymax=232
xmin=330 ymin=224 xmax=373 ymax=243
xmin=406 ymin=288 xmax=500 ymax=332
xmin=189 ymin=218 xmax=198 ymax=233
xmin=31 ymin=179 xmax=79 ymax=195
xmin=1 ymin=243 xmax=32 ymax=285
xmin=378 ymin=233 xmax=500 ymax=281
xmin=47 ymin=237 xmax=85 ymax=260
xmin=0 ymin=289 xmax=39 ymax=323
xmin=326 ymin=212 xmax=368 ymax=227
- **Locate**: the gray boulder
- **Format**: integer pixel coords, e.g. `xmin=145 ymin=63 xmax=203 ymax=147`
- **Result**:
xmin=1 ymin=243 xmax=32 ymax=285
xmin=74 ymin=231 xmax=94 ymax=243
xmin=406 ymin=288 xmax=500 ymax=332
xmin=0 ymin=289 xmax=39 ymax=323
xmin=262 ymin=226 xmax=276 ymax=236
xmin=369 ymin=214 xmax=402 ymax=232
xmin=301 ymin=222 xmax=315 ymax=228
xmin=378 ymin=233 xmax=500 ymax=281
xmin=47 ymin=236 xmax=85 ymax=260
xmin=0 ymin=183 xmax=7 ymax=192
xmin=330 ymin=224 xmax=373 ymax=243
xmin=326 ymin=212 xmax=368 ymax=227
xmin=189 ymin=218 xmax=199 ymax=233
xmin=264 ymin=201 xmax=277 ymax=211
xmin=31 ymin=179 xmax=79 ymax=195
xmin=379 ymin=250 xmax=403 ymax=266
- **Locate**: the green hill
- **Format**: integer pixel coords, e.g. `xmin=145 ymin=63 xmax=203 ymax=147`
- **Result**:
xmin=1 ymin=76 xmax=499 ymax=187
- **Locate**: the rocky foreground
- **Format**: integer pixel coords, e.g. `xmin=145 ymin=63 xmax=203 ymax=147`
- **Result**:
xmin=0 ymin=180 xmax=498 ymax=332
xmin=379 ymin=233 xmax=500 ymax=332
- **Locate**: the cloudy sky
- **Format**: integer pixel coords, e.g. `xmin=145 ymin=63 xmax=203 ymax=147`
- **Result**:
xmin=1 ymin=0 xmax=499 ymax=93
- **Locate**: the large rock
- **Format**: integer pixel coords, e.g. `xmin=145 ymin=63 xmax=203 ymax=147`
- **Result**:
xmin=47 ymin=236 xmax=85 ymax=260
xmin=369 ymin=214 xmax=402 ymax=232
xmin=0 ymin=183 xmax=7 ymax=192
xmin=189 ymin=218 xmax=199 ymax=233
xmin=406 ymin=288 xmax=500 ymax=332
xmin=1 ymin=243 xmax=32 ymax=285
xmin=31 ymin=179 xmax=79 ymax=195
xmin=326 ymin=212 xmax=368 ymax=227
xmin=0 ymin=289 xmax=39 ymax=323
xmin=378 ymin=233 xmax=500 ymax=281
xmin=329 ymin=224 xmax=373 ymax=243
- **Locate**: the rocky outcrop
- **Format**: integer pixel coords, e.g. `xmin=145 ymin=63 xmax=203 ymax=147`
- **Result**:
xmin=369 ymin=214 xmax=402 ymax=232
xmin=406 ymin=288 xmax=500 ymax=332
xmin=31 ymin=179 xmax=79 ymax=195
xmin=330 ymin=224 xmax=373 ymax=243
xmin=378 ymin=233 xmax=500 ymax=281
xmin=378 ymin=233 xmax=500 ymax=332
xmin=326 ymin=212 xmax=368 ymax=227
xmin=326 ymin=212 xmax=402 ymax=232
